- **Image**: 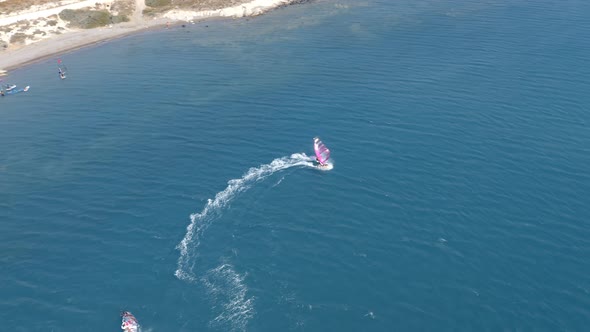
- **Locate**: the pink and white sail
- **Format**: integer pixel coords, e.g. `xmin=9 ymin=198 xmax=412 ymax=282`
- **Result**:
xmin=121 ymin=311 xmax=140 ymax=332
xmin=313 ymin=137 xmax=331 ymax=165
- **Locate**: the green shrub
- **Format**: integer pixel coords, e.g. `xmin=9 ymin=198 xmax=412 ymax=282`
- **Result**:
xmin=111 ymin=0 xmax=134 ymax=16
xmin=145 ymin=0 xmax=171 ymax=7
xmin=59 ymin=9 xmax=128 ymax=29
xmin=10 ymin=33 xmax=27 ymax=44
xmin=111 ymin=14 xmax=129 ymax=24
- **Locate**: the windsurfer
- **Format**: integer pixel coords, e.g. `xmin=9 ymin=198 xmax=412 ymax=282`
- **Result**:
xmin=121 ymin=311 xmax=139 ymax=332
xmin=313 ymin=137 xmax=331 ymax=167
xmin=316 ymin=158 xmax=328 ymax=167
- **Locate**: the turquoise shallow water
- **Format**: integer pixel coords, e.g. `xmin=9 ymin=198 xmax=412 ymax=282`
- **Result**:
xmin=2 ymin=0 xmax=590 ymax=330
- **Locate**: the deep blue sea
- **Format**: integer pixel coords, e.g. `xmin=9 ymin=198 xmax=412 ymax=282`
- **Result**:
xmin=2 ymin=0 xmax=590 ymax=330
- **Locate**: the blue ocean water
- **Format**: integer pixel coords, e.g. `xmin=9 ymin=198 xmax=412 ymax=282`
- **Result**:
xmin=2 ymin=0 xmax=590 ymax=330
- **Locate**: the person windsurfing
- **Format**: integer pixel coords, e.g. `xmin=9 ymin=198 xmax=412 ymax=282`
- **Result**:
xmin=313 ymin=137 xmax=331 ymax=167
xmin=58 ymin=59 xmax=66 ymax=79
xmin=121 ymin=311 xmax=140 ymax=332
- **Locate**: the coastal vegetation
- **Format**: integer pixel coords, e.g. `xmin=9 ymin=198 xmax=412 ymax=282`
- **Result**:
xmin=173 ymin=0 xmax=252 ymax=10
xmin=141 ymin=0 xmax=312 ymax=16
xmin=0 ymin=0 xmax=56 ymax=15
xmin=142 ymin=0 xmax=172 ymax=16
xmin=145 ymin=0 xmax=172 ymax=7
xmin=111 ymin=0 xmax=136 ymax=18
xmin=9 ymin=32 xmax=26 ymax=44
xmin=0 ymin=0 xmax=135 ymax=19
xmin=143 ymin=0 xmax=250 ymax=16
xmin=59 ymin=9 xmax=129 ymax=29
xmin=174 ymin=0 xmax=249 ymax=9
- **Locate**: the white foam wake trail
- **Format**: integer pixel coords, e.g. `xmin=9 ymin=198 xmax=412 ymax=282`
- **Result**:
xmin=203 ymin=263 xmax=254 ymax=331
xmin=175 ymin=153 xmax=315 ymax=281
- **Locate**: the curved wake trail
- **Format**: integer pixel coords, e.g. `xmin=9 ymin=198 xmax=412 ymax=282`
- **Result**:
xmin=175 ymin=153 xmax=315 ymax=282
xmin=203 ymin=263 xmax=254 ymax=331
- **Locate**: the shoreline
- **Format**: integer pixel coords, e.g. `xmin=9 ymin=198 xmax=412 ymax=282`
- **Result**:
xmin=0 ymin=0 xmax=299 ymax=74
xmin=0 ymin=20 xmax=167 ymax=72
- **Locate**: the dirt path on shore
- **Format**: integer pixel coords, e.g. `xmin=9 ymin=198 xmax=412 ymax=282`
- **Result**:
xmin=133 ymin=0 xmax=146 ymax=23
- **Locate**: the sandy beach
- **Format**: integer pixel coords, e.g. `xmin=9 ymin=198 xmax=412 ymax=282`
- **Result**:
xmin=0 ymin=0 xmax=298 ymax=73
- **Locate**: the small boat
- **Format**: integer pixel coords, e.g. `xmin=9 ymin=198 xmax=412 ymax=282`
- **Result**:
xmin=121 ymin=311 xmax=140 ymax=332
xmin=5 ymin=84 xmax=16 ymax=91
xmin=2 ymin=85 xmax=29 ymax=96
xmin=313 ymin=137 xmax=331 ymax=167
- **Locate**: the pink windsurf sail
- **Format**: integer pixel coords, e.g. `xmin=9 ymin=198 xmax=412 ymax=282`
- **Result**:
xmin=121 ymin=311 xmax=140 ymax=332
xmin=313 ymin=137 xmax=331 ymax=165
